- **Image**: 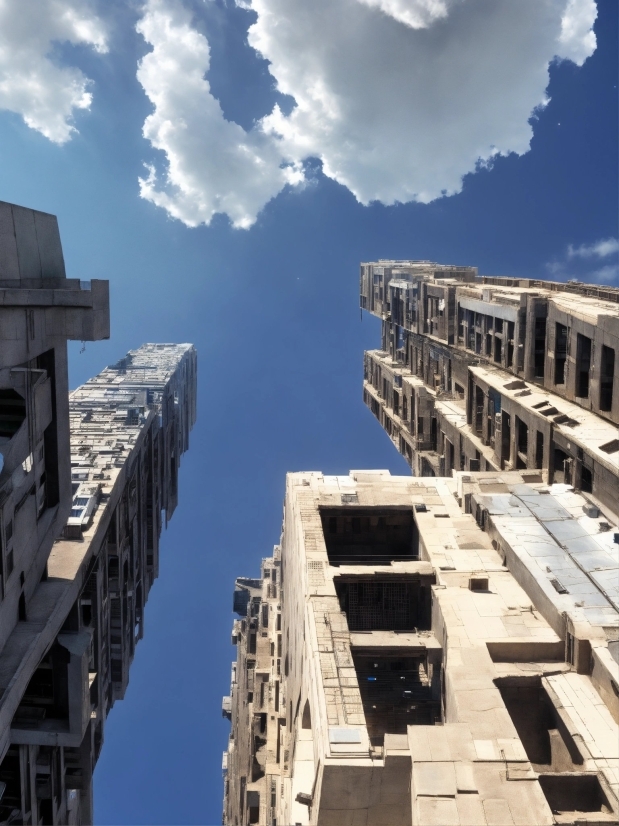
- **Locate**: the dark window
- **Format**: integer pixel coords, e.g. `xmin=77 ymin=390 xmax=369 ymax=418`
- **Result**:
xmin=494 ymin=336 xmax=502 ymax=364
xmin=353 ymin=653 xmax=439 ymax=745
xmin=516 ymin=417 xmax=528 ymax=469
xmin=554 ymin=324 xmax=568 ymax=385
xmin=336 ymin=578 xmax=431 ymax=631
xmin=535 ymin=431 xmax=544 ymax=469
xmin=534 ymin=318 xmax=546 ymax=378
xmin=0 ymin=389 xmax=26 ymax=438
xmin=320 ymin=508 xmax=418 ymax=566
xmin=575 ymin=334 xmax=592 ymax=398
xmin=580 ymin=465 xmax=593 ymax=493
xmin=600 ymin=345 xmax=614 ymax=411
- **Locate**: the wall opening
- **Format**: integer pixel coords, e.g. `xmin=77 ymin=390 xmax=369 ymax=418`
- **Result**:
xmin=37 ymin=350 xmax=59 ymax=508
xmin=0 ymin=389 xmax=26 ymax=439
xmin=535 ymin=431 xmax=544 ymax=469
xmin=495 ymin=677 xmax=582 ymax=769
xmin=335 ymin=577 xmax=431 ymax=631
xmin=600 ymin=345 xmax=614 ymax=412
xmin=575 ymin=334 xmax=592 ymax=398
xmin=553 ymin=449 xmax=570 ymax=485
xmin=474 ymin=386 xmax=484 ymax=434
xmin=554 ymin=323 xmax=567 ymax=385
xmin=515 ymin=417 xmax=528 ymax=469
xmin=501 ymin=410 xmax=511 ymax=467
xmin=538 ymin=774 xmax=610 ymax=815
xmin=580 ymin=465 xmax=593 ymax=493
xmin=353 ymin=653 xmax=438 ymax=745
xmin=320 ymin=508 xmax=418 ymax=566
xmin=534 ymin=318 xmax=546 ymax=378
xmin=301 ymin=700 xmax=311 ymax=729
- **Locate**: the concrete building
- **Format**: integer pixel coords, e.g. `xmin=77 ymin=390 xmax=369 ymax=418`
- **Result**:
xmin=360 ymin=261 xmax=619 ymax=515
xmin=0 ymin=201 xmax=197 ymax=824
xmin=224 ymin=469 xmax=619 ymax=825
xmin=223 ymin=556 xmax=283 ymax=826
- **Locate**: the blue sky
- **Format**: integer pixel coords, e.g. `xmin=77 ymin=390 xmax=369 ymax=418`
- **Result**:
xmin=0 ymin=0 xmax=616 ymax=823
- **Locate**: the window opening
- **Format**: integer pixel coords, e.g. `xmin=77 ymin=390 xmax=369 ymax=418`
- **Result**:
xmin=320 ymin=508 xmax=418 ymax=565
xmin=600 ymin=345 xmax=614 ymax=411
xmin=534 ymin=318 xmax=546 ymax=378
xmin=353 ymin=653 xmax=439 ymax=745
xmin=335 ymin=578 xmax=431 ymax=631
xmin=575 ymin=334 xmax=592 ymax=398
xmin=555 ymin=324 xmax=568 ymax=385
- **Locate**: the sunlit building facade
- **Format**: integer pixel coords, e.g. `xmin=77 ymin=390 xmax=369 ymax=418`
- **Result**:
xmin=360 ymin=261 xmax=619 ymax=514
xmin=224 ymin=469 xmax=618 ymax=825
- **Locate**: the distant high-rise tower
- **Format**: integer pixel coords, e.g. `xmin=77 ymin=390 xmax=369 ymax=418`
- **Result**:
xmin=0 ymin=200 xmax=197 ymax=825
xmin=359 ymin=261 xmax=619 ymax=513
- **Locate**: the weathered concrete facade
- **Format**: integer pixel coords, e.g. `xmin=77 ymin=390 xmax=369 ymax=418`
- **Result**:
xmin=360 ymin=261 xmax=619 ymax=516
xmin=225 ymin=470 xmax=618 ymax=825
xmin=0 ymin=201 xmax=197 ymax=825
xmin=223 ymin=554 xmax=283 ymax=826
xmin=0 ymin=342 xmax=196 ymax=825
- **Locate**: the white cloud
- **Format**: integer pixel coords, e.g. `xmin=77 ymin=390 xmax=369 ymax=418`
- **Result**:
xmin=558 ymin=0 xmax=598 ymax=66
xmin=590 ymin=264 xmax=619 ymax=284
xmin=0 ymin=0 xmax=107 ymax=143
xmin=355 ymin=0 xmax=458 ymax=29
xmin=137 ymin=0 xmax=598 ymax=227
xmin=547 ymin=237 xmax=618 ymax=285
xmin=568 ymin=237 xmax=619 ymax=259
xmin=136 ymin=0 xmax=302 ymax=228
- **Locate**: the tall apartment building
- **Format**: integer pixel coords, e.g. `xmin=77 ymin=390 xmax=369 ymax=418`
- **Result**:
xmin=360 ymin=261 xmax=619 ymax=515
xmin=0 ymin=201 xmax=197 ymax=824
xmin=223 ymin=470 xmax=618 ymax=825
xmin=223 ymin=558 xmax=282 ymax=826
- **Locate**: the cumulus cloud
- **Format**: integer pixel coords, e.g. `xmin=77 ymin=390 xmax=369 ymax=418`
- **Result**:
xmin=0 ymin=0 xmax=107 ymax=143
xmin=355 ymin=0 xmax=458 ymax=29
xmin=558 ymin=0 xmax=598 ymax=66
xmin=568 ymin=237 xmax=619 ymax=259
xmin=137 ymin=0 xmax=598 ymax=227
xmin=136 ymin=0 xmax=302 ymax=228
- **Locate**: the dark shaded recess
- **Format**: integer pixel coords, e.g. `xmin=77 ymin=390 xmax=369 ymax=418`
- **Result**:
xmin=37 ymin=350 xmax=59 ymax=508
xmin=353 ymin=653 xmax=437 ymax=746
xmin=0 ymin=388 xmax=26 ymax=438
xmin=495 ymin=677 xmax=582 ymax=767
xmin=538 ymin=774 xmax=610 ymax=814
xmin=320 ymin=507 xmax=418 ymax=565
xmin=335 ymin=578 xmax=431 ymax=631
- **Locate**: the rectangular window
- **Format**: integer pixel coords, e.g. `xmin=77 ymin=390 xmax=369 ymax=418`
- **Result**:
xmin=534 ymin=318 xmax=546 ymax=378
xmin=507 ymin=321 xmax=515 ymax=367
xmin=555 ymin=323 xmax=568 ymax=385
xmin=536 ymin=431 xmax=544 ymax=469
xmin=515 ymin=417 xmax=528 ymax=469
xmin=575 ymin=334 xmax=592 ymax=398
xmin=600 ymin=345 xmax=614 ymax=411
xmin=320 ymin=507 xmax=418 ymax=565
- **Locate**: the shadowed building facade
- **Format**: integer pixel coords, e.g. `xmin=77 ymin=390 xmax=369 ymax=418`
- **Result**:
xmin=0 ymin=201 xmax=197 ymax=825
